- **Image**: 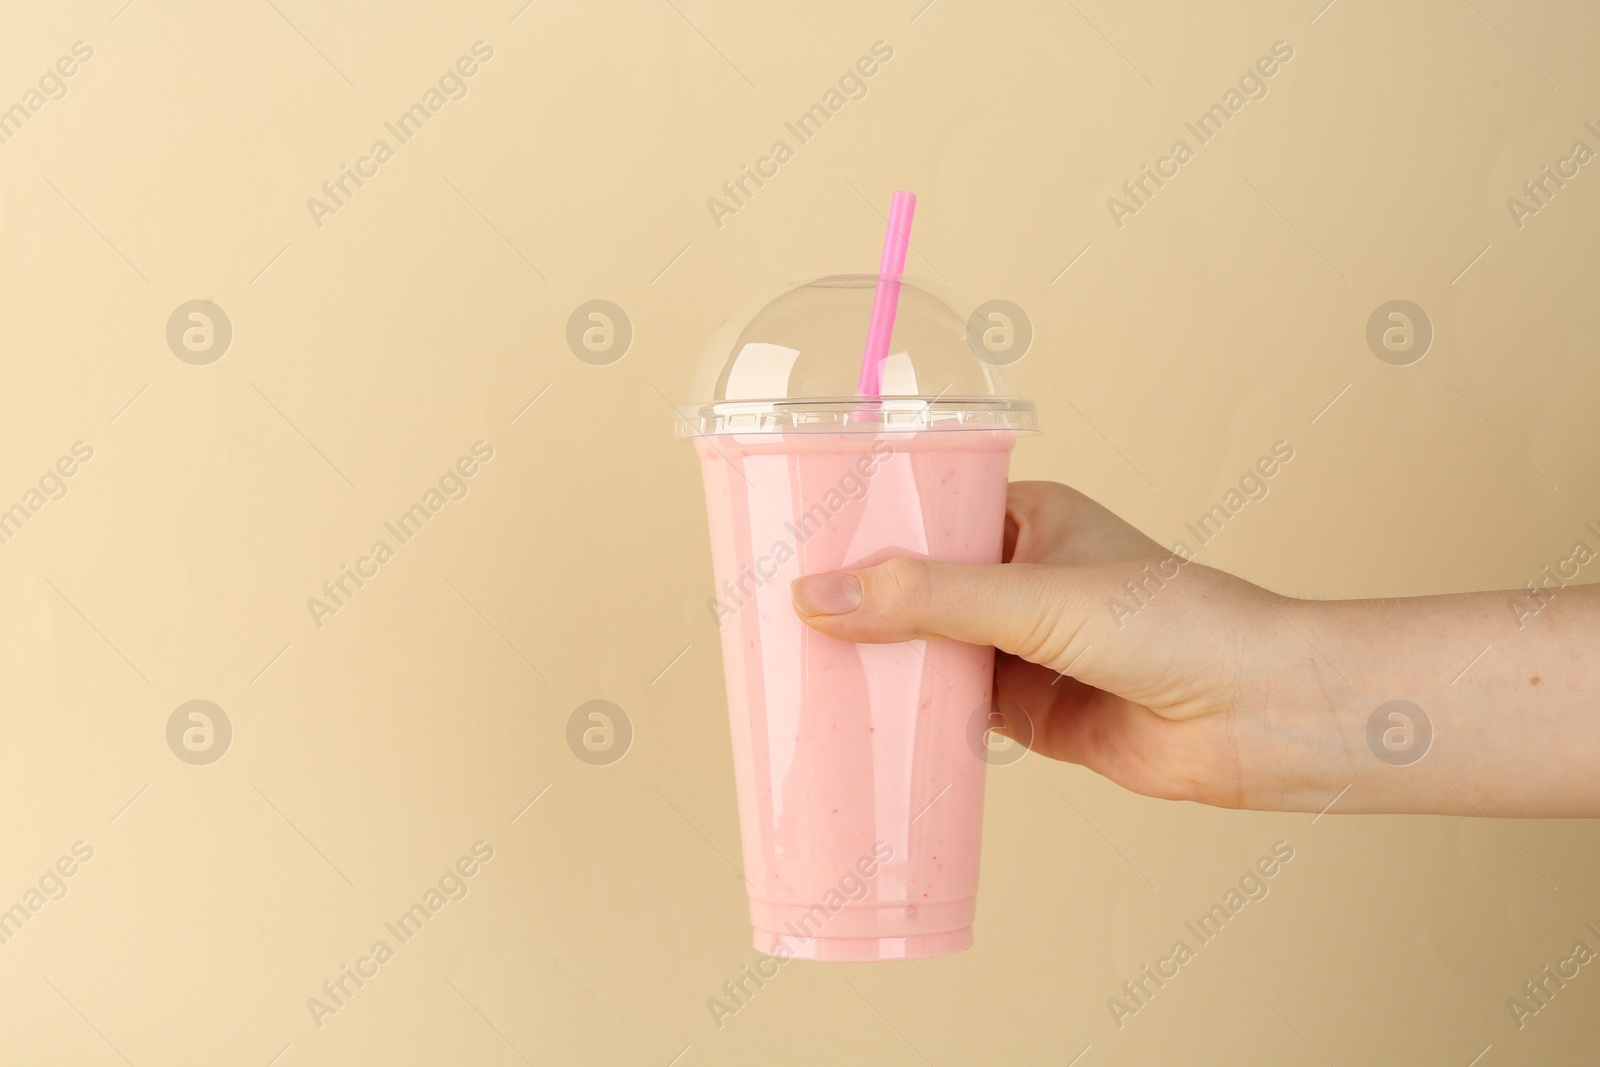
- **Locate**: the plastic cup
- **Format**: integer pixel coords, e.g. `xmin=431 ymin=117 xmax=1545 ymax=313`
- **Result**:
xmin=678 ymin=276 xmax=1036 ymax=961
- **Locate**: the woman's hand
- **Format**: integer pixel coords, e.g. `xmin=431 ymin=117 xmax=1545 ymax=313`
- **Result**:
xmin=792 ymin=481 xmax=1600 ymax=817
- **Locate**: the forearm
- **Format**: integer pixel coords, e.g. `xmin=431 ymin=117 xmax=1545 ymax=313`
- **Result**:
xmin=1267 ymin=583 xmax=1600 ymax=817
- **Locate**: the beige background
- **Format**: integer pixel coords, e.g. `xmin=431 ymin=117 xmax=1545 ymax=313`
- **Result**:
xmin=2 ymin=0 xmax=1598 ymax=1063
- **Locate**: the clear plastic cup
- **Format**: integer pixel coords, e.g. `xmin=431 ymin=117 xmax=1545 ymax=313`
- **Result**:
xmin=677 ymin=275 xmax=1036 ymax=961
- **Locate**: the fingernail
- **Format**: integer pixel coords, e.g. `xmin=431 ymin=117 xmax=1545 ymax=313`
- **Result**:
xmin=792 ymin=573 xmax=862 ymax=615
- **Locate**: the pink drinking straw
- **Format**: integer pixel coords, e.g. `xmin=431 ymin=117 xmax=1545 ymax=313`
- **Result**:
xmin=856 ymin=190 xmax=917 ymax=397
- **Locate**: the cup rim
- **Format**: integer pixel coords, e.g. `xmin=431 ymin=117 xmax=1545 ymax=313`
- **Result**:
xmin=674 ymin=395 xmax=1037 ymax=438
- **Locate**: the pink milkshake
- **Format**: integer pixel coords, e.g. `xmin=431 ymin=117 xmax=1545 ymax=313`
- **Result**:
xmin=694 ymin=426 xmax=1017 ymax=960
xmin=679 ymin=265 xmax=1036 ymax=959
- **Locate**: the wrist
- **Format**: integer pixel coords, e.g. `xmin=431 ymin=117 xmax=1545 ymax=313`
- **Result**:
xmin=1239 ymin=593 xmax=1371 ymax=813
xmin=1252 ymin=590 xmax=1575 ymax=817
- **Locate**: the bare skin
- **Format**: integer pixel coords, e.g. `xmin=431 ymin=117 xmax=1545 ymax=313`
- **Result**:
xmin=791 ymin=481 xmax=1600 ymax=818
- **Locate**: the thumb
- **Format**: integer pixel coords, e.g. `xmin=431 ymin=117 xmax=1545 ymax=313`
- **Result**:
xmin=791 ymin=557 xmax=1077 ymax=663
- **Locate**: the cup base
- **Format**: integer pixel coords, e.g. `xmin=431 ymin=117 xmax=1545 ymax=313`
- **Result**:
xmin=754 ymin=926 xmax=972 ymax=962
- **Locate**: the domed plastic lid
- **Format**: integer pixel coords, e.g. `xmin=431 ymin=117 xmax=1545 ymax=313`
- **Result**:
xmin=675 ymin=274 xmax=1037 ymax=436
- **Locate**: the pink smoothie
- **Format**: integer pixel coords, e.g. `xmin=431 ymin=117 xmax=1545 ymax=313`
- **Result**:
xmin=695 ymin=428 xmax=1015 ymax=961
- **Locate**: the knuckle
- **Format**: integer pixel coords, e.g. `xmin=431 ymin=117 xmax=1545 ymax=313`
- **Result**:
xmin=1013 ymin=569 xmax=1077 ymax=663
xmin=869 ymin=556 xmax=933 ymax=623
